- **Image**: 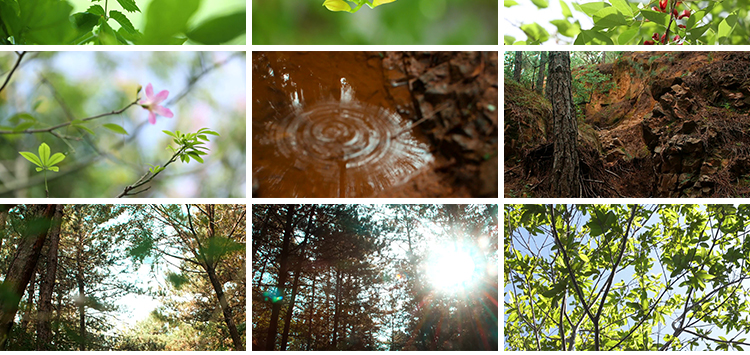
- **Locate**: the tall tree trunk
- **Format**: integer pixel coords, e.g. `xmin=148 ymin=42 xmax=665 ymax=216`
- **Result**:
xmin=36 ymin=205 xmax=63 ymax=350
xmin=206 ymin=264 xmax=244 ymax=350
xmin=281 ymin=206 xmax=315 ymax=351
xmin=513 ymin=52 xmax=524 ymax=82
xmin=0 ymin=204 xmax=56 ymax=349
xmin=548 ymin=51 xmax=580 ymax=197
xmin=265 ymin=205 xmax=295 ymax=350
xmin=20 ymin=271 xmax=34 ymax=329
xmin=536 ymin=52 xmax=547 ymax=94
xmin=307 ymin=275 xmax=315 ymax=350
xmin=332 ymin=269 xmax=342 ymax=349
xmin=76 ymin=235 xmax=86 ymax=351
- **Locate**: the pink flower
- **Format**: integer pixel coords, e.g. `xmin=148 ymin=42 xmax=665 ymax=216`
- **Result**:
xmin=139 ymin=83 xmax=173 ymax=124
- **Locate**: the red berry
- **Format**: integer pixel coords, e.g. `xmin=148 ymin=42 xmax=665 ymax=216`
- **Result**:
xmin=644 ymin=40 xmax=655 ymax=45
xmin=679 ymin=9 xmax=691 ymax=19
xmin=673 ymin=8 xmax=679 ymax=17
xmin=659 ymin=0 xmax=668 ymax=11
xmin=678 ymin=24 xmax=686 ymax=28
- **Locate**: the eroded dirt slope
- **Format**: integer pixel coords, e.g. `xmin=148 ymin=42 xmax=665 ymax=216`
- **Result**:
xmin=505 ymin=51 xmax=750 ymax=198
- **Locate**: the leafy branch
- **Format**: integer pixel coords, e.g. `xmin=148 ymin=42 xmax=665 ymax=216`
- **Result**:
xmin=117 ymin=128 xmax=219 ymax=197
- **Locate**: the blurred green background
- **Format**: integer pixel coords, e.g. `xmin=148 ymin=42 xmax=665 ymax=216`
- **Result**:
xmin=69 ymin=0 xmax=246 ymax=44
xmin=252 ymin=0 xmax=498 ymax=45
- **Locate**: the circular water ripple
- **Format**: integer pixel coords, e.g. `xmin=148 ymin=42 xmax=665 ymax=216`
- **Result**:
xmin=277 ymin=101 xmax=392 ymax=168
xmin=266 ymin=100 xmax=433 ymax=197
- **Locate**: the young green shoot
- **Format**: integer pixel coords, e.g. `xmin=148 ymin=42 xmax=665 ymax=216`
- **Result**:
xmin=19 ymin=143 xmax=66 ymax=197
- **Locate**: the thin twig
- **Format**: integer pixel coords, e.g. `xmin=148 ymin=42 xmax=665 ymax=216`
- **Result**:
xmin=0 ymin=100 xmax=139 ymax=135
xmin=117 ymin=147 xmax=186 ymax=198
xmin=0 ymin=51 xmax=26 ymax=94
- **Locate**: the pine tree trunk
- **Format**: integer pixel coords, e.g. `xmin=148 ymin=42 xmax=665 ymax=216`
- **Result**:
xmin=36 ymin=205 xmax=63 ymax=350
xmin=332 ymin=269 xmax=342 ymax=349
xmin=20 ymin=271 xmax=34 ymax=329
xmin=307 ymin=275 xmax=315 ymax=350
xmin=536 ymin=52 xmax=547 ymax=94
xmin=206 ymin=264 xmax=244 ymax=350
xmin=265 ymin=205 xmax=295 ymax=350
xmin=513 ymin=52 xmax=524 ymax=82
xmin=76 ymin=235 xmax=86 ymax=352
xmin=548 ymin=51 xmax=581 ymax=197
xmin=0 ymin=204 xmax=56 ymax=350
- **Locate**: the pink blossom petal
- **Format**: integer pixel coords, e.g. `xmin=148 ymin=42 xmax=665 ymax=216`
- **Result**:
xmin=153 ymin=105 xmax=173 ymax=118
xmin=144 ymin=83 xmax=154 ymax=99
xmin=148 ymin=111 xmax=157 ymax=124
xmin=152 ymin=90 xmax=169 ymax=104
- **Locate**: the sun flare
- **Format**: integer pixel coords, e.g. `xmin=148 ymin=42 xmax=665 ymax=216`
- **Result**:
xmin=426 ymin=242 xmax=478 ymax=292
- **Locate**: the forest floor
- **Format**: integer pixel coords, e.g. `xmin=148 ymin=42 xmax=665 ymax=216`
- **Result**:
xmin=252 ymin=51 xmax=498 ymax=198
xmin=505 ymin=51 xmax=750 ymax=198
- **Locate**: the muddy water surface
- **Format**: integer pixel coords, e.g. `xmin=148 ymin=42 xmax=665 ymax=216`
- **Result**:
xmin=252 ymin=52 xmax=433 ymax=198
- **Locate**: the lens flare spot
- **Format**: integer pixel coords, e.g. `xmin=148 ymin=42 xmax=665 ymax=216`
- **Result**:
xmin=427 ymin=242 xmax=477 ymax=292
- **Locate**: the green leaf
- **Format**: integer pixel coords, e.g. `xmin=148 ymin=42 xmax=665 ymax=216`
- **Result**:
xmin=0 ymin=0 xmax=20 ymax=16
xmin=71 ymin=11 xmax=99 ymax=37
xmin=198 ymin=129 xmax=219 ymax=136
xmin=109 ymin=10 xmax=136 ymax=33
xmin=96 ymin=17 xmax=119 ymax=44
xmin=103 ymin=123 xmax=128 ymax=135
xmin=116 ymin=0 xmax=141 ymax=12
xmin=574 ymin=28 xmax=614 ymax=44
xmin=550 ymin=19 xmax=581 ymax=37
xmin=560 ymin=0 xmax=572 ymax=17
xmin=187 ymin=152 xmax=204 ymax=163
xmin=13 ymin=121 xmax=34 ymax=132
xmin=73 ymin=124 xmax=95 ymax=135
xmin=48 ymin=166 xmax=59 ymax=172
xmin=117 ymin=27 xmax=142 ymax=43
xmin=579 ymin=252 xmax=590 ymax=263
xmin=504 ymin=35 xmax=516 ymax=45
xmin=593 ymin=7 xmax=627 ymax=28
xmin=142 ymin=0 xmax=199 ymax=44
xmin=640 ymin=8 xmax=669 ymax=26
xmin=11 ymin=0 xmax=75 ymax=44
xmin=609 ymin=0 xmax=633 ymax=17
xmin=162 ymin=130 xmax=177 ymax=138
xmin=574 ymin=1 xmax=608 ymax=17
xmin=47 ymin=152 xmax=65 ymax=166
xmin=186 ymin=11 xmax=245 ymax=44
xmin=505 ymin=0 xmax=519 ymax=6
xmin=520 ymin=23 xmax=550 ymax=43
xmin=531 ymin=0 xmax=549 ymax=8
xmin=38 ymin=142 xmax=50 ymax=166
xmin=617 ymin=27 xmax=639 ymax=44
xmin=323 ymin=0 xmax=353 ymax=11
xmin=86 ymin=4 xmax=105 ymax=16
xmin=19 ymin=151 xmax=42 ymax=167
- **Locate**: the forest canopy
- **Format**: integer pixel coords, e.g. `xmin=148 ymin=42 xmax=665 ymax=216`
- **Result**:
xmin=0 ymin=204 xmax=246 ymax=351
xmin=505 ymin=204 xmax=750 ymax=351
xmin=252 ymin=204 xmax=499 ymax=351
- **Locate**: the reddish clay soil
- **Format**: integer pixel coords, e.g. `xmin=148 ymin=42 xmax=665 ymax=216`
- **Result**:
xmin=253 ymin=51 xmax=498 ymax=198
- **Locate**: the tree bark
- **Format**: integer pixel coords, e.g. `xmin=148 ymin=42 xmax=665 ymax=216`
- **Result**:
xmin=548 ymin=51 xmax=581 ymax=197
xmin=76 ymin=230 xmax=86 ymax=351
xmin=332 ymin=269 xmax=342 ymax=349
xmin=0 ymin=204 xmax=56 ymax=349
xmin=36 ymin=205 xmax=63 ymax=350
xmin=265 ymin=205 xmax=295 ymax=351
xmin=513 ymin=52 xmax=523 ymax=82
xmin=206 ymin=264 xmax=244 ymax=350
xmin=20 ymin=271 xmax=34 ymax=329
xmin=536 ymin=52 xmax=547 ymax=94
xmin=280 ymin=206 xmax=315 ymax=351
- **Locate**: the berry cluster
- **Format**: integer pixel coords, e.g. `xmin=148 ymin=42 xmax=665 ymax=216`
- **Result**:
xmin=643 ymin=0 xmax=691 ymax=44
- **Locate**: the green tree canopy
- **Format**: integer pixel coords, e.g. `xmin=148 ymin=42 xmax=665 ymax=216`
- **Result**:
xmin=505 ymin=204 xmax=750 ymax=351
